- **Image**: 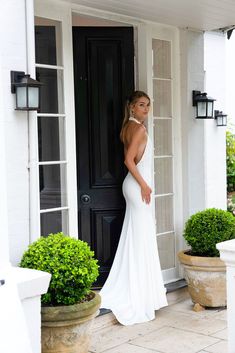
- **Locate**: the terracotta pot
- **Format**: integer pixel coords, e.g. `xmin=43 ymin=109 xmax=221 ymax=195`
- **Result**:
xmin=178 ymin=250 xmax=226 ymax=307
xmin=41 ymin=291 xmax=101 ymax=353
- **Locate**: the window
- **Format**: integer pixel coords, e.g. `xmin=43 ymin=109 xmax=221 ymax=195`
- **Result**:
xmin=35 ymin=17 xmax=68 ymax=236
xmin=152 ymin=39 xmax=175 ymax=270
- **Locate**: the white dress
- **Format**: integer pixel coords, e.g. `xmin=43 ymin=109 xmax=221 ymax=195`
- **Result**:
xmin=100 ymin=118 xmax=168 ymax=325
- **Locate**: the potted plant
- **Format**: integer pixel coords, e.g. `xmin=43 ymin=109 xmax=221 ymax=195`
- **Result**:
xmin=178 ymin=208 xmax=235 ymax=308
xmin=20 ymin=232 xmax=100 ymax=353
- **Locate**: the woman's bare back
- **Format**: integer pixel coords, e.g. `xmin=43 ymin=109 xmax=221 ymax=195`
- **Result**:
xmin=123 ymin=121 xmax=147 ymax=165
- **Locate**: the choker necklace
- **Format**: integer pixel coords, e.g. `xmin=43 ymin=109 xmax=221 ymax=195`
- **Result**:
xmin=129 ymin=117 xmax=142 ymax=124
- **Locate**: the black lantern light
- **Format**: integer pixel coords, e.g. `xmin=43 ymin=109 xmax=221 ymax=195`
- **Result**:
xmin=11 ymin=71 xmax=42 ymax=111
xmin=214 ymin=110 xmax=227 ymax=127
xmin=192 ymin=90 xmax=216 ymax=119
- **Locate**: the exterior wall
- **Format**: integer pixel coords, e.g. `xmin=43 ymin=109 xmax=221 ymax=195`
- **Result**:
xmin=179 ymin=29 xmax=227 ymax=221
xmin=0 ymin=53 xmax=10 ymax=274
xmin=179 ymin=29 xmax=206 ymax=219
xmin=226 ymin=33 xmax=235 ymax=131
xmin=204 ymin=31 xmax=227 ymax=209
xmin=0 ymin=0 xmax=30 ymax=265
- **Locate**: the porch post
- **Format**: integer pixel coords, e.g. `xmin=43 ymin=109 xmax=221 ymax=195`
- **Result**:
xmin=0 ymin=56 xmax=11 ymax=277
xmin=179 ymin=29 xmax=206 ymax=218
xmin=217 ymin=239 xmax=235 ymax=353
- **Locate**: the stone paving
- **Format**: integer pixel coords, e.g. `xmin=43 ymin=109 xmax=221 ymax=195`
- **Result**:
xmin=90 ymin=288 xmax=227 ymax=353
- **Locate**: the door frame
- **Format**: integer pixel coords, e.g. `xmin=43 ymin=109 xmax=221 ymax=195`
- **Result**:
xmin=34 ymin=0 xmax=183 ymax=283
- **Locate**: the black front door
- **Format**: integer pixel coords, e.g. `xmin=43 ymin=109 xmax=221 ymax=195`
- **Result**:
xmin=73 ymin=27 xmax=134 ymax=286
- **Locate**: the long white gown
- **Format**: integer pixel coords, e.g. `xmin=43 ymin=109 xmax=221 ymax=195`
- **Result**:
xmin=100 ymin=118 xmax=168 ymax=325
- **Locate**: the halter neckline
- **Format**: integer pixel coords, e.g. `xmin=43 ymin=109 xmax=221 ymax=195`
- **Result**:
xmin=129 ymin=117 xmax=142 ymax=124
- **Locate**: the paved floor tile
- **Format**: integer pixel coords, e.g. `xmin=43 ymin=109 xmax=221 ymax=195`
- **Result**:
xmin=159 ymin=308 xmax=226 ymax=335
xmin=89 ymin=319 xmax=164 ymax=352
xmin=210 ymin=309 xmax=227 ymax=321
xmin=130 ymin=326 xmax=220 ymax=353
xmin=210 ymin=328 xmax=227 ymax=340
xmin=100 ymin=343 xmax=162 ymax=353
xmin=203 ymin=340 xmax=227 ymax=353
xmin=166 ymin=299 xmax=222 ymax=317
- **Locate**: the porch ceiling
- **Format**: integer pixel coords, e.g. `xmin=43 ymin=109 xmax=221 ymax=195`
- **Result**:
xmin=66 ymin=0 xmax=235 ymax=31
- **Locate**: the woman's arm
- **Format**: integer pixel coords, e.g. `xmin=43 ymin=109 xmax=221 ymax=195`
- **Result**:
xmin=124 ymin=126 xmax=152 ymax=204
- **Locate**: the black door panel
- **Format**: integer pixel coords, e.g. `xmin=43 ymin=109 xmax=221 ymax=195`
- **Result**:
xmin=73 ymin=27 xmax=134 ymax=286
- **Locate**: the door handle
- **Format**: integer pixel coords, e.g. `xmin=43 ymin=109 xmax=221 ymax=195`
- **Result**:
xmin=80 ymin=194 xmax=91 ymax=204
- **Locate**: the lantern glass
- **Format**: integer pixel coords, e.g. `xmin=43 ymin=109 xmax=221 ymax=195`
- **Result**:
xmin=197 ymin=101 xmax=207 ymax=117
xmin=217 ymin=115 xmax=223 ymax=126
xmin=16 ymin=86 xmax=27 ymax=109
xmin=28 ymin=86 xmax=39 ymax=108
xmin=207 ymin=101 xmax=213 ymax=117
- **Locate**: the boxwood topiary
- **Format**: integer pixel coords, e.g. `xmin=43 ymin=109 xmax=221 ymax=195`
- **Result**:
xmin=183 ymin=208 xmax=235 ymax=257
xmin=20 ymin=232 xmax=99 ymax=306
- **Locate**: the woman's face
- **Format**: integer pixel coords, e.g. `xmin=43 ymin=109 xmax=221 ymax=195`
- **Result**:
xmin=131 ymin=96 xmax=150 ymax=122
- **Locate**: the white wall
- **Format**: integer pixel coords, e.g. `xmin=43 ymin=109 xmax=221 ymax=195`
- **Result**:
xmin=180 ymin=29 xmax=206 ymax=218
xmin=0 ymin=1 xmax=30 ymax=264
xmin=179 ymin=29 xmax=227 ymax=220
xmin=204 ymin=31 xmax=227 ymax=209
xmin=226 ymin=30 xmax=235 ymax=131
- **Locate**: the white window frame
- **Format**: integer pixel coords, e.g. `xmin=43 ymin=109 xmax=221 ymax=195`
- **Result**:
xmin=138 ymin=24 xmax=183 ymax=282
xmin=31 ymin=0 xmax=78 ymax=240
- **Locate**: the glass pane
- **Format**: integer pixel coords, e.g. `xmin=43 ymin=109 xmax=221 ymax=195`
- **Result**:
xmin=40 ymin=210 xmax=68 ymax=236
xmin=38 ymin=117 xmax=66 ymax=161
xmin=155 ymin=195 xmax=174 ymax=234
xmin=152 ymin=39 xmax=171 ymax=79
xmin=39 ymin=164 xmax=67 ymax=209
xmin=153 ymin=80 xmax=172 ymax=117
xmin=16 ymin=87 xmax=27 ymax=108
xmin=157 ymin=233 xmax=175 ymax=270
xmin=207 ymin=102 xmax=213 ymax=117
xmin=154 ymin=157 xmax=173 ymax=195
xmin=28 ymin=87 xmax=39 ymax=108
xmin=154 ymin=119 xmax=172 ymax=156
xmin=36 ymin=68 xmax=64 ymax=114
xmin=35 ymin=17 xmax=62 ymax=66
xmin=197 ymin=101 xmax=206 ymax=117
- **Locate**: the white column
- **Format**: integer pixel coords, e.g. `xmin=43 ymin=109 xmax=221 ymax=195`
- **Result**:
xmin=217 ymin=239 xmax=235 ymax=353
xmin=179 ymin=29 xmax=206 ymax=218
xmin=26 ymin=0 xmax=41 ymax=242
xmin=0 ymin=57 xmax=11 ymax=277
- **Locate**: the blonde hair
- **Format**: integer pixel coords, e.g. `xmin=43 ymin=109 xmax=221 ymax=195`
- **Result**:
xmin=120 ymin=90 xmax=150 ymax=143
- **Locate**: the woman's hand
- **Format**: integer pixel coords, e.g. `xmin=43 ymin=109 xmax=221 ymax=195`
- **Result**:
xmin=141 ymin=183 xmax=152 ymax=204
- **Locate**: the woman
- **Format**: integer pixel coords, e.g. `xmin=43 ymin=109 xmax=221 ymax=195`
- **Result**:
xmin=100 ymin=91 xmax=168 ymax=325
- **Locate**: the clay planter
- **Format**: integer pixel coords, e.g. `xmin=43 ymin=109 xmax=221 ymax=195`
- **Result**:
xmin=178 ymin=250 xmax=226 ymax=308
xmin=41 ymin=291 xmax=101 ymax=353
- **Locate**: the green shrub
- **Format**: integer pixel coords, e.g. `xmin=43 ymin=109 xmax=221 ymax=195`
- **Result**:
xmin=226 ymin=131 xmax=235 ymax=191
xmin=20 ymin=232 xmax=99 ymax=305
xmin=183 ymin=208 xmax=235 ymax=257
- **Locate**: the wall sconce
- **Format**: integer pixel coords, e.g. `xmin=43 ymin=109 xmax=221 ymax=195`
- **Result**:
xmin=11 ymin=71 xmax=42 ymax=111
xmin=214 ymin=110 xmax=227 ymax=127
xmin=192 ymin=90 xmax=216 ymax=119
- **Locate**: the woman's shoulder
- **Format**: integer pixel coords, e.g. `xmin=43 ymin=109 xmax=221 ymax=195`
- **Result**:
xmin=124 ymin=122 xmax=146 ymax=145
xmin=127 ymin=121 xmax=146 ymax=134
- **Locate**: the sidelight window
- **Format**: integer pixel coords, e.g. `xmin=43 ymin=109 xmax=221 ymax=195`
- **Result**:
xmin=35 ymin=17 xmax=68 ymax=236
xmin=152 ymin=39 xmax=175 ymax=271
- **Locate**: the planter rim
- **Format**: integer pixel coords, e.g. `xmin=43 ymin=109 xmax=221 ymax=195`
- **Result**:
xmin=41 ymin=291 xmax=101 ymax=322
xmin=178 ymin=250 xmax=225 ymax=268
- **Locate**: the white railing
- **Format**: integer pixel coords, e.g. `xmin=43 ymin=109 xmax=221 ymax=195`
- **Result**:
xmin=217 ymin=239 xmax=235 ymax=353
